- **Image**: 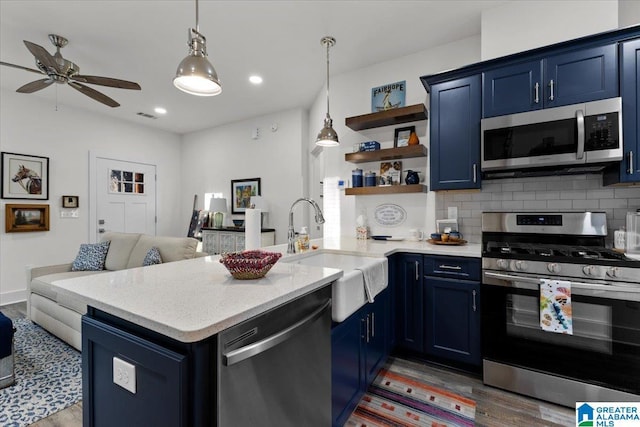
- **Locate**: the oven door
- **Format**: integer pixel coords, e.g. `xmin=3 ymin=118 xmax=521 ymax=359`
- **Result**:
xmin=482 ymin=270 xmax=640 ymax=395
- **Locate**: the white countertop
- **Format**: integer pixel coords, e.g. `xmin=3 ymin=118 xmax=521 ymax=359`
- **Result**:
xmin=49 ymin=236 xmax=480 ymax=343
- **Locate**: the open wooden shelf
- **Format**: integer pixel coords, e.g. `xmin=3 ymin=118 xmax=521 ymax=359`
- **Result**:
xmin=345 ymin=184 xmax=428 ymax=196
xmin=345 ymin=144 xmax=427 ymax=163
xmin=345 ymin=103 xmax=428 ymax=131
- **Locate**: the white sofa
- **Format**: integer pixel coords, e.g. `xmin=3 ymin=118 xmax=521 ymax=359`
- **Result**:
xmin=27 ymin=232 xmax=206 ymax=350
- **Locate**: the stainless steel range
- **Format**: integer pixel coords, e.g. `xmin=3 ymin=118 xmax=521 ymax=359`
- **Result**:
xmin=481 ymin=212 xmax=640 ymax=407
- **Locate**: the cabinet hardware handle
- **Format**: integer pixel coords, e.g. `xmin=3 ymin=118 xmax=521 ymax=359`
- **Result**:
xmin=415 ymin=261 xmax=419 ymax=281
xmin=473 ymin=164 xmax=477 ymax=183
xmin=576 ymin=109 xmax=585 ymax=160
xmin=549 ymin=79 xmax=554 ymax=101
xmin=472 ymin=290 xmax=477 ymax=312
xmin=371 ymin=312 xmax=375 ymax=338
xmin=534 ymin=82 xmax=540 ymax=104
xmin=439 ymin=265 xmax=462 ymax=270
xmin=366 ymin=315 xmax=370 ymax=343
xmin=629 ymin=151 xmax=634 ymax=175
xmin=361 ymin=317 xmax=367 ymax=341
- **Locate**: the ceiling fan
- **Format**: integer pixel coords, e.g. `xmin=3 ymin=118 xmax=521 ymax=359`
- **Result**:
xmin=0 ymin=34 xmax=141 ymax=108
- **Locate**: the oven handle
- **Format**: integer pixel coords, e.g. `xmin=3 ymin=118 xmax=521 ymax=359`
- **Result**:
xmin=484 ymin=271 xmax=640 ymax=296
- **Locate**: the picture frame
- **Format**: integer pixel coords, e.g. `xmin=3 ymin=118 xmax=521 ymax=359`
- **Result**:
xmin=5 ymin=204 xmax=50 ymax=232
xmin=1 ymin=152 xmax=49 ymax=200
xmin=62 ymin=195 xmax=79 ymax=208
xmin=231 ymin=178 xmax=261 ymax=214
xmin=371 ymin=80 xmax=406 ymax=112
xmin=394 ymin=126 xmax=415 ymax=148
xmin=380 ymin=161 xmax=403 ymax=186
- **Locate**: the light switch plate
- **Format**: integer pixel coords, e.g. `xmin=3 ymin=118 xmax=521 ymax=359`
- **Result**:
xmin=113 ymin=356 xmax=136 ymax=394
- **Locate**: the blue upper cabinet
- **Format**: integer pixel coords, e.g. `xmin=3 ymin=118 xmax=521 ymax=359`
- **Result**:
xmin=430 ymin=75 xmax=481 ymax=190
xmin=483 ymin=43 xmax=619 ymax=118
xmin=605 ymin=37 xmax=640 ymax=185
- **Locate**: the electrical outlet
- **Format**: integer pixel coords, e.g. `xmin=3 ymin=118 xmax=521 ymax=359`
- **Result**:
xmin=113 ymin=357 xmax=136 ymax=394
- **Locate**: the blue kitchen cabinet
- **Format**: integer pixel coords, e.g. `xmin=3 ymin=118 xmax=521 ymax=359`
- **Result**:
xmin=423 ymin=256 xmax=481 ymax=367
xmin=483 ymin=44 xmax=618 ymax=117
xmin=429 ymin=75 xmax=481 ymax=190
xmin=331 ymin=288 xmax=391 ymax=427
xmin=604 ymin=38 xmax=640 ymax=185
xmin=394 ymin=253 xmax=424 ymax=352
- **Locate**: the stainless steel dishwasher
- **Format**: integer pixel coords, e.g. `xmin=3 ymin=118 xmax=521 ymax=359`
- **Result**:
xmin=217 ymin=286 xmax=331 ymax=426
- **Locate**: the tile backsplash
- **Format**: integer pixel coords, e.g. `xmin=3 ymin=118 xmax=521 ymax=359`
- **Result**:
xmin=435 ymin=174 xmax=640 ymax=245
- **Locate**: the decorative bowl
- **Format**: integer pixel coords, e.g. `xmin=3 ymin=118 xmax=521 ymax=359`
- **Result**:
xmin=219 ymin=250 xmax=282 ymax=280
xmin=430 ymin=233 xmax=442 ymax=241
xmin=232 ymin=219 xmax=244 ymax=227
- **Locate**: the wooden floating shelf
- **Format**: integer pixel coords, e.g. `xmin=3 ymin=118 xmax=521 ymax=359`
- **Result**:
xmin=345 ymin=184 xmax=428 ymax=196
xmin=345 ymin=103 xmax=428 ymax=131
xmin=345 ymin=144 xmax=427 ymax=163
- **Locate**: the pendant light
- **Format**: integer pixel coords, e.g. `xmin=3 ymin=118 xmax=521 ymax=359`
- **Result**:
xmin=316 ymin=36 xmax=339 ymax=147
xmin=173 ymin=0 xmax=222 ymax=96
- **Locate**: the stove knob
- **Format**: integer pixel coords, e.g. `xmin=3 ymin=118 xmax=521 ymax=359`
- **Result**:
xmin=606 ymin=267 xmax=619 ymax=278
xmin=496 ymin=259 xmax=509 ymax=270
xmin=515 ymin=260 xmax=528 ymax=271
xmin=547 ymin=263 xmax=561 ymax=274
xmin=582 ymin=265 xmax=600 ymax=277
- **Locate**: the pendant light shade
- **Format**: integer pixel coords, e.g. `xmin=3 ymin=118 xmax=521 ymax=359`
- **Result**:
xmin=173 ymin=0 xmax=222 ymax=96
xmin=316 ymin=36 xmax=339 ymax=147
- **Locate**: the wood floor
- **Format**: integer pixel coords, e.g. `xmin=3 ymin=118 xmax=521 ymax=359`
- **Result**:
xmin=2 ymin=301 xmax=575 ymax=426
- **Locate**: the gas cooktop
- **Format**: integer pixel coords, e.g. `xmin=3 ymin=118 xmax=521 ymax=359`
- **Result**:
xmin=483 ymin=242 xmax=635 ymax=265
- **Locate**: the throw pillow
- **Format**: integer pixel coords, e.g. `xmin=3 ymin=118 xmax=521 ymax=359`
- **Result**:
xmin=143 ymin=246 xmax=163 ymax=266
xmin=71 ymin=241 xmax=110 ymax=271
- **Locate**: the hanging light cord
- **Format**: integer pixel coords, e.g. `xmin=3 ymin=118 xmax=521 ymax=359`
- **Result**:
xmin=325 ymin=39 xmax=330 ymax=118
xmin=195 ymin=0 xmax=199 ymax=33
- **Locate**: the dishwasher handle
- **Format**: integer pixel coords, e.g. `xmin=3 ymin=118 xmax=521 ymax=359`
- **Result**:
xmin=223 ymin=299 xmax=331 ymax=366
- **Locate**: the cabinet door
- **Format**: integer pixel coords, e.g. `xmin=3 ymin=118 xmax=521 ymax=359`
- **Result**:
xmin=364 ymin=290 xmax=388 ymax=385
xmin=614 ymin=38 xmax=640 ymax=184
xmin=395 ymin=254 xmax=424 ymax=352
xmin=219 ymin=233 xmax=236 ymax=253
xmin=544 ymin=44 xmax=618 ymax=108
xmin=483 ymin=60 xmax=543 ymax=117
xmin=424 ymin=277 xmax=481 ymax=366
xmin=235 ymin=235 xmax=245 ymax=251
xmin=430 ymin=75 xmax=481 ymax=190
xmin=201 ymin=231 xmax=218 ymax=255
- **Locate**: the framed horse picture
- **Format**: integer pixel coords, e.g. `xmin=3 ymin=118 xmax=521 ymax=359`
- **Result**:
xmin=1 ymin=152 xmax=49 ymax=200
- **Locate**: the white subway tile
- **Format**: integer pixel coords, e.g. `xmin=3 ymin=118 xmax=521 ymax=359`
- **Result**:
xmin=573 ymin=199 xmax=600 ymax=209
xmin=548 ymin=200 xmax=573 ymax=209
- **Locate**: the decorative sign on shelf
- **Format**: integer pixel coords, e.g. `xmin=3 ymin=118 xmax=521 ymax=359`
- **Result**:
xmin=371 ymin=80 xmax=406 ymax=112
xmin=374 ymin=203 xmax=407 ymax=227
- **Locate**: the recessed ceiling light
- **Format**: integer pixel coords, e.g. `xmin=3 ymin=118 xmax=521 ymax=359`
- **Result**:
xmin=154 ymin=107 xmax=167 ymax=115
xmin=249 ymin=75 xmax=263 ymax=85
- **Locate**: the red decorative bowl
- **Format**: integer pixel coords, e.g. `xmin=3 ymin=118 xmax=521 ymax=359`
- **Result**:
xmin=219 ymin=250 xmax=282 ymax=280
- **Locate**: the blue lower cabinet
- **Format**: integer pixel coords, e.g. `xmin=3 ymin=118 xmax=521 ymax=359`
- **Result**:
xmin=394 ymin=254 xmax=424 ymax=352
xmin=332 ymin=288 xmax=391 ymax=427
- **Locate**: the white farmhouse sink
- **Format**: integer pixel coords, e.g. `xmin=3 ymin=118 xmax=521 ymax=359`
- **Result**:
xmin=282 ymin=253 xmax=387 ymax=322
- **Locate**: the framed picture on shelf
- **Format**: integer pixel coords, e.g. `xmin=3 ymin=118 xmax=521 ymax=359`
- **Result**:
xmin=5 ymin=203 xmax=50 ymax=232
xmin=62 ymin=195 xmax=79 ymax=208
xmin=1 ymin=152 xmax=49 ymax=200
xmin=231 ymin=178 xmax=261 ymax=214
xmin=394 ymin=126 xmax=415 ymax=148
xmin=380 ymin=161 xmax=402 ymax=186
xmin=371 ymin=80 xmax=406 ymax=112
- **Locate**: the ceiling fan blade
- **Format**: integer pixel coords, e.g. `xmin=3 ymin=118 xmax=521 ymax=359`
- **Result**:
xmin=23 ymin=40 xmax=60 ymax=72
xmin=0 ymin=61 xmax=44 ymax=75
xmin=72 ymin=75 xmax=141 ymax=90
xmin=16 ymin=78 xmax=53 ymax=93
xmin=68 ymin=81 xmax=120 ymax=107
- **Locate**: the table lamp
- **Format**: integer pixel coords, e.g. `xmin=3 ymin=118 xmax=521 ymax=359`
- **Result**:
xmin=210 ymin=198 xmax=228 ymax=228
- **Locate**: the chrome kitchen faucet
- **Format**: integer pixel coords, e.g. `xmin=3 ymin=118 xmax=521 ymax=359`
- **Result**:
xmin=287 ymin=198 xmax=325 ymax=254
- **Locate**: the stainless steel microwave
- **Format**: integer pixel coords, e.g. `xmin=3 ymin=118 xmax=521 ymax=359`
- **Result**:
xmin=481 ymin=97 xmax=622 ymax=174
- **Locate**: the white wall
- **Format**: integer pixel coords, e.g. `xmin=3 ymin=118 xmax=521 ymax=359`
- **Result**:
xmin=0 ymin=89 xmax=182 ymax=304
xmin=481 ymin=1 xmax=619 ymax=61
xmin=180 ymin=108 xmax=308 ymax=244
xmin=308 ymin=36 xmax=481 ymax=240
xmin=619 ymin=0 xmax=640 ymax=28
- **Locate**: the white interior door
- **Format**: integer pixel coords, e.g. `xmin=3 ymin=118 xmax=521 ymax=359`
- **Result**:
xmin=94 ymin=157 xmax=156 ymax=241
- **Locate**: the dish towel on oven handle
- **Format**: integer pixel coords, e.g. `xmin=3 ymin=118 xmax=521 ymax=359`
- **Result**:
xmin=540 ymin=279 xmax=573 ymax=335
xmin=355 ymin=258 xmax=388 ymax=303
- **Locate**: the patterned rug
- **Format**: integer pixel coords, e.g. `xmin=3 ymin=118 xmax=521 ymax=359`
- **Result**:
xmin=346 ymin=359 xmax=476 ymax=427
xmin=0 ymin=318 xmax=82 ymax=427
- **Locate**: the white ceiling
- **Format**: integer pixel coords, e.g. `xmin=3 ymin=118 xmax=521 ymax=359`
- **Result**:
xmin=0 ymin=0 xmax=507 ymax=135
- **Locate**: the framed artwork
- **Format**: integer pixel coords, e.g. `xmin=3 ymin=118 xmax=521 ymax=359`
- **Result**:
xmin=371 ymin=80 xmax=406 ymax=112
xmin=380 ymin=161 xmax=403 ymax=186
xmin=1 ymin=152 xmax=49 ymax=200
xmin=231 ymin=178 xmax=261 ymax=214
xmin=394 ymin=126 xmax=415 ymax=148
xmin=5 ymin=204 xmax=50 ymax=232
xmin=62 ymin=195 xmax=79 ymax=208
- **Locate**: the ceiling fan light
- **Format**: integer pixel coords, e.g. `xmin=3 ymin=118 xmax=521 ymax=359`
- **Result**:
xmin=174 ymin=54 xmax=222 ymax=96
xmin=315 ymin=116 xmax=339 ymax=146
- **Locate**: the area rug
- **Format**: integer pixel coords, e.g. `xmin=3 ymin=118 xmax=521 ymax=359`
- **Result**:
xmin=0 ymin=318 xmax=82 ymax=427
xmin=346 ymin=360 xmax=476 ymax=427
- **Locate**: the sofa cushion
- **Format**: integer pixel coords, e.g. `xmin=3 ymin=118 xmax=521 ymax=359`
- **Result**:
xmin=143 ymin=247 xmax=163 ymax=266
xmin=101 ymin=232 xmax=142 ymax=271
xmin=31 ymin=271 xmax=107 ymax=300
xmin=127 ymin=235 xmax=198 ymax=268
xmin=71 ymin=241 xmax=110 ymax=271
